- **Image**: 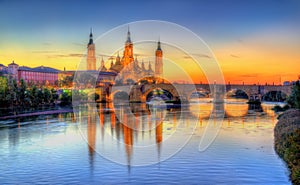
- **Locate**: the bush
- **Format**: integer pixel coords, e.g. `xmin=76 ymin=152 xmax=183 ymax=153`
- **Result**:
xmin=287 ymin=81 xmax=300 ymax=109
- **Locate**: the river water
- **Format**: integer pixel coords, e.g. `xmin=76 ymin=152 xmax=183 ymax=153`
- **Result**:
xmin=0 ymin=99 xmax=291 ymax=184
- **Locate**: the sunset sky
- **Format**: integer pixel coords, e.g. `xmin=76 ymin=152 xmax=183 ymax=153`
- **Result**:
xmin=0 ymin=0 xmax=299 ymax=84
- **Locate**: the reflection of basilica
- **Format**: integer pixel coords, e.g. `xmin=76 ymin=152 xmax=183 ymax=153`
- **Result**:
xmin=83 ymin=100 xmax=276 ymax=168
xmin=84 ymin=103 xmax=166 ymax=167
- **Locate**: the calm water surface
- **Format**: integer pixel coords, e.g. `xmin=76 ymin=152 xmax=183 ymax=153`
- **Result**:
xmin=0 ymin=100 xmax=291 ymax=184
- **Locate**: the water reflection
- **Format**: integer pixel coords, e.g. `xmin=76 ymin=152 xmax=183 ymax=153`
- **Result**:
xmin=77 ymin=98 xmax=283 ymax=169
xmin=77 ymin=103 xmax=177 ymax=167
xmin=0 ymin=100 xmax=290 ymax=184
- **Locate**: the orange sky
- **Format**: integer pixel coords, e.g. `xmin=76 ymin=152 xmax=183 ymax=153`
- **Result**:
xmin=1 ymin=23 xmax=299 ymax=85
xmin=1 ymin=1 xmax=300 ymax=85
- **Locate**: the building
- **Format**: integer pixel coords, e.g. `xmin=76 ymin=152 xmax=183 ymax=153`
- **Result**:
xmin=0 ymin=64 xmax=7 ymax=71
xmin=0 ymin=64 xmax=8 ymax=76
xmin=87 ymin=28 xmax=96 ymax=70
xmin=87 ymin=28 xmax=164 ymax=84
xmin=58 ymin=69 xmax=75 ymax=81
xmin=7 ymin=61 xmax=19 ymax=79
xmin=18 ymin=65 xmax=60 ymax=84
xmin=0 ymin=61 xmax=60 ymax=85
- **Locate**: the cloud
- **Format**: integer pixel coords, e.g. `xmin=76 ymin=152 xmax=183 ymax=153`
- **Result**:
xmin=238 ymin=74 xmax=258 ymax=78
xmin=97 ymin=54 xmax=116 ymax=58
xmin=68 ymin=53 xmax=84 ymax=57
xmin=230 ymin=54 xmax=241 ymax=58
xmin=32 ymin=50 xmax=58 ymax=53
xmin=184 ymin=53 xmax=212 ymax=59
xmin=46 ymin=53 xmax=85 ymax=59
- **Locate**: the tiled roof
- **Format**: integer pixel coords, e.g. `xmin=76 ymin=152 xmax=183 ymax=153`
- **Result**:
xmin=18 ymin=66 xmax=61 ymax=73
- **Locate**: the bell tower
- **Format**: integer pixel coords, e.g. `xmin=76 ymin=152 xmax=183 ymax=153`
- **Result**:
xmin=155 ymin=39 xmax=163 ymax=79
xmin=87 ymin=28 xmax=96 ymax=70
xmin=123 ymin=27 xmax=134 ymax=66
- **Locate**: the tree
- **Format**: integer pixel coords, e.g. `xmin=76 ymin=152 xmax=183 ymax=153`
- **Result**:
xmin=50 ymin=88 xmax=59 ymax=103
xmin=37 ymin=89 xmax=44 ymax=104
xmin=43 ymin=88 xmax=51 ymax=104
xmin=60 ymin=92 xmax=72 ymax=106
xmin=19 ymin=79 xmax=27 ymax=106
xmin=6 ymin=77 xmax=18 ymax=106
xmin=287 ymin=81 xmax=300 ymax=109
xmin=30 ymin=85 xmax=39 ymax=107
xmin=0 ymin=76 xmax=8 ymax=105
xmin=59 ymin=74 xmax=74 ymax=88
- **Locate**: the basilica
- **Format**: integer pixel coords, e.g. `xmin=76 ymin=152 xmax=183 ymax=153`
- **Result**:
xmin=86 ymin=28 xmax=163 ymax=83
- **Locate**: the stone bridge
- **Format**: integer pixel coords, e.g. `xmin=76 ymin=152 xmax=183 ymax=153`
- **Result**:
xmin=90 ymin=83 xmax=292 ymax=103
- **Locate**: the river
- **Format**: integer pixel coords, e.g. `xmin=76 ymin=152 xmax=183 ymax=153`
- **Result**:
xmin=0 ymin=99 xmax=291 ymax=184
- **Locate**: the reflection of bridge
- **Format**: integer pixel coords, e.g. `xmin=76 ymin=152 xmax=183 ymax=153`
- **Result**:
xmin=90 ymin=83 xmax=292 ymax=103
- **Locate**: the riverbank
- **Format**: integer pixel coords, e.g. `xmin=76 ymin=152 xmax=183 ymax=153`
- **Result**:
xmin=0 ymin=105 xmax=73 ymax=120
xmin=274 ymin=109 xmax=300 ymax=184
xmin=0 ymin=109 xmax=73 ymax=120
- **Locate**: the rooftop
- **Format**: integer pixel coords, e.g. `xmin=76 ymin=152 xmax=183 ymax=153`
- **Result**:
xmin=18 ymin=66 xmax=61 ymax=73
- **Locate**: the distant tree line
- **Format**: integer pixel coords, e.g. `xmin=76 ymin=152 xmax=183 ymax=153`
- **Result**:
xmin=0 ymin=76 xmax=88 ymax=108
xmin=0 ymin=77 xmax=59 ymax=107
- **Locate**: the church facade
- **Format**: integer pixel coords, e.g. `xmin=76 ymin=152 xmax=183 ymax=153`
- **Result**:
xmin=87 ymin=28 xmax=163 ymax=84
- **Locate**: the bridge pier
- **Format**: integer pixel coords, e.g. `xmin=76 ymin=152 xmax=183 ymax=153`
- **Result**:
xmin=94 ymin=83 xmax=292 ymax=104
xmin=248 ymin=94 xmax=262 ymax=103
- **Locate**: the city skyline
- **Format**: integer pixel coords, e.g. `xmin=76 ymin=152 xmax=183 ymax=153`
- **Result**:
xmin=1 ymin=0 xmax=300 ymax=84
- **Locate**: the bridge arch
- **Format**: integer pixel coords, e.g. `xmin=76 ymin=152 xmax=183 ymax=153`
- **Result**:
xmin=110 ymin=90 xmax=130 ymax=102
xmin=141 ymin=84 xmax=180 ymax=103
xmin=146 ymin=88 xmax=174 ymax=102
xmin=225 ymin=88 xmax=249 ymax=100
xmin=189 ymin=89 xmax=210 ymax=101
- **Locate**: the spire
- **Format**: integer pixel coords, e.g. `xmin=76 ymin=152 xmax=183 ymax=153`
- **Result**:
xmin=101 ymin=56 xmax=104 ymax=66
xmin=126 ymin=25 xmax=132 ymax=44
xmin=100 ymin=57 xmax=107 ymax=71
xmin=110 ymin=59 xmax=114 ymax=69
xmin=88 ymin=27 xmax=93 ymax=45
xmin=141 ymin=60 xmax=145 ymax=70
xmin=157 ymin=37 xmax=161 ymax=51
xmin=116 ymin=52 xmax=121 ymax=64
xmin=148 ymin=61 xmax=152 ymax=71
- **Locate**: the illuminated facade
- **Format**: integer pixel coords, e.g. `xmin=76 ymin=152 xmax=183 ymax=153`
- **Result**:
xmin=87 ymin=29 xmax=96 ymax=70
xmin=96 ymin=28 xmax=164 ymax=83
xmin=0 ymin=61 xmax=59 ymax=84
xmin=18 ymin=66 xmax=59 ymax=84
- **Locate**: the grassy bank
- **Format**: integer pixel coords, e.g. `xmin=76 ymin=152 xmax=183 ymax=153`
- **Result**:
xmin=274 ymin=109 xmax=300 ymax=184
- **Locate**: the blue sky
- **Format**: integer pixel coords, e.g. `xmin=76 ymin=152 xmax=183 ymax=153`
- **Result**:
xmin=1 ymin=0 xmax=299 ymax=45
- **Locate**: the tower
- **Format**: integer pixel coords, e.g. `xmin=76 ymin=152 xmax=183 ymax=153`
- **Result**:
xmin=155 ymin=39 xmax=163 ymax=79
xmin=122 ymin=27 xmax=134 ymax=66
xmin=99 ymin=57 xmax=107 ymax=71
xmin=8 ymin=60 xmax=19 ymax=80
xmin=87 ymin=28 xmax=96 ymax=70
